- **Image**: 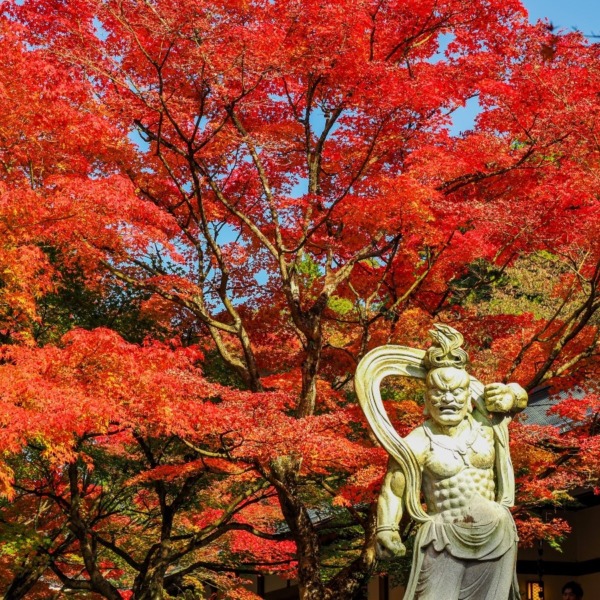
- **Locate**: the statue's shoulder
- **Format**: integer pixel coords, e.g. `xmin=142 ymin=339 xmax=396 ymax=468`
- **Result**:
xmin=404 ymin=425 xmax=429 ymax=462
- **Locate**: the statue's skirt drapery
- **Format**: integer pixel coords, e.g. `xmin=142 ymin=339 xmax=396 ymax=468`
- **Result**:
xmin=406 ymin=500 xmax=519 ymax=600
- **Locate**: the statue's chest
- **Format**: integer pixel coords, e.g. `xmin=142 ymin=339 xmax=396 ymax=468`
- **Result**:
xmin=422 ymin=427 xmax=495 ymax=479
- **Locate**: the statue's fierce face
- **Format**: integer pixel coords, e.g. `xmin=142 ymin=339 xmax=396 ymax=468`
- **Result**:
xmin=425 ymin=367 xmax=471 ymax=427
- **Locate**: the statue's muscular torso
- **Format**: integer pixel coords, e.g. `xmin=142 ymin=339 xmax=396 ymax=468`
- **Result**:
xmin=407 ymin=417 xmax=497 ymax=522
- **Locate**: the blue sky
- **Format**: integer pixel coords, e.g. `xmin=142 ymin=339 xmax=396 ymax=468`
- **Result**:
xmin=450 ymin=0 xmax=599 ymax=134
xmin=524 ymin=0 xmax=600 ymax=35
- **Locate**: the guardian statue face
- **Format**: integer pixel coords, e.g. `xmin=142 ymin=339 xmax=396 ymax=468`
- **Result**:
xmin=425 ymin=367 xmax=471 ymax=427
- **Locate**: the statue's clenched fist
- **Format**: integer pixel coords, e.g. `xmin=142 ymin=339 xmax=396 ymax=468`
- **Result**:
xmin=484 ymin=382 xmax=516 ymax=413
xmin=376 ymin=530 xmax=406 ymax=559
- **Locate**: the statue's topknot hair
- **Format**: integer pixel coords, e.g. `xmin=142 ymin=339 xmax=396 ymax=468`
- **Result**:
xmin=424 ymin=324 xmax=469 ymax=371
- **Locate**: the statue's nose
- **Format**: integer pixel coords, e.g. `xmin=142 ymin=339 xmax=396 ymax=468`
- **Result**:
xmin=442 ymin=391 xmax=456 ymax=403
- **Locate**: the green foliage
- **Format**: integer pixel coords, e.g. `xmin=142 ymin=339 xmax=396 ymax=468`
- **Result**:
xmin=201 ymin=348 xmax=248 ymax=389
xmin=0 ymin=522 xmax=47 ymax=557
xmin=327 ymin=295 xmax=355 ymax=316
xmin=295 ymin=254 xmax=323 ymax=284
xmin=449 ymin=258 xmax=510 ymax=305
xmin=315 ymin=508 xmax=369 ymax=583
xmin=34 ymin=267 xmax=167 ymax=346
xmin=455 ymin=253 xmax=580 ymax=321
xmin=380 ymin=377 xmax=426 ymax=403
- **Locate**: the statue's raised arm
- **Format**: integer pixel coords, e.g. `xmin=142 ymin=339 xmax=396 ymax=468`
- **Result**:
xmin=355 ymin=325 xmax=527 ymax=600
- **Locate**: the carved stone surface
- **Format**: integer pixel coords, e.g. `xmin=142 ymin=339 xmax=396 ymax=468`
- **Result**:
xmin=355 ymin=325 xmax=527 ymax=600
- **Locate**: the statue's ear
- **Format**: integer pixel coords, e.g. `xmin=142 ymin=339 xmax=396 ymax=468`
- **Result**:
xmin=423 ymin=405 xmax=429 ymax=415
xmin=468 ymin=400 xmax=474 ymax=413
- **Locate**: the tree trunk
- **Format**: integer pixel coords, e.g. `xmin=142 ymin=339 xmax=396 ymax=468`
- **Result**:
xmin=299 ymin=335 xmax=322 ymax=417
xmin=133 ymin=541 xmax=174 ymax=600
xmin=2 ymin=556 xmax=48 ymax=599
xmin=322 ymin=504 xmax=378 ymax=600
xmin=266 ymin=457 xmax=327 ymax=600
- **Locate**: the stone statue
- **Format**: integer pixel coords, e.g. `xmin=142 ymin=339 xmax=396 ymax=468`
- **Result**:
xmin=355 ymin=325 xmax=527 ymax=600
